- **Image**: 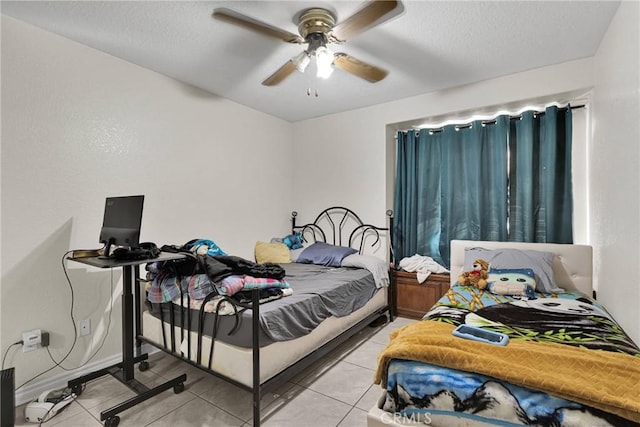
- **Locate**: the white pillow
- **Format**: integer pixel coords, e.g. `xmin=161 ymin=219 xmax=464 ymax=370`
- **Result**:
xmin=341 ymin=254 xmax=389 ymax=288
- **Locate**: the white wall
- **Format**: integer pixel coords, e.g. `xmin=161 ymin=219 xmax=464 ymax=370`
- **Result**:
xmin=292 ymin=19 xmax=639 ymax=344
xmin=1 ymin=15 xmax=293 ymax=395
xmin=591 ymin=1 xmax=640 ymax=344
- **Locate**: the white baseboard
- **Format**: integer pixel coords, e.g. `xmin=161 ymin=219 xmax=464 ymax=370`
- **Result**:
xmin=15 ymin=344 xmax=158 ymax=406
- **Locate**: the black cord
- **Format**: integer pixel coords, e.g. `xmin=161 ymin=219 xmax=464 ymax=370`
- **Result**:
xmin=16 ymin=250 xmax=78 ymax=391
xmin=1 ymin=340 xmax=23 ymax=370
xmin=78 ymin=267 xmax=114 ymax=365
xmin=45 ymin=268 xmax=114 ymax=370
xmin=16 ymin=244 xmax=113 ymax=391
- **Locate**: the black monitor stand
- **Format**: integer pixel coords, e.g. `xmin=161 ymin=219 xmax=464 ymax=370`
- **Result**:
xmin=67 ymin=251 xmax=187 ymax=426
xmin=100 ymin=238 xmax=115 ymax=259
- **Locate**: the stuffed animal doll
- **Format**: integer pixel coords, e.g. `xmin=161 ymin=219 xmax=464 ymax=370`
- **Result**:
xmin=458 ymin=259 xmax=490 ymax=290
xmin=283 ymin=232 xmax=304 ymax=250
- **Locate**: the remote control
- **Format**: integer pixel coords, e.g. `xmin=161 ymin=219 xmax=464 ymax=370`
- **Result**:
xmin=452 ymin=324 xmax=509 ymax=346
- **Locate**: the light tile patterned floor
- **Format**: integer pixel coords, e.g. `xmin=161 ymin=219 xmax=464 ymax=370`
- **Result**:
xmin=14 ymin=317 xmax=415 ymax=427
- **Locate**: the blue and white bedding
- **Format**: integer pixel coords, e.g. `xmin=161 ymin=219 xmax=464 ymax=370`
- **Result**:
xmin=378 ymin=284 xmax=640 ymax=427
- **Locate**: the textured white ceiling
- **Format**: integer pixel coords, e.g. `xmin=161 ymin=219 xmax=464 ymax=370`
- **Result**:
xmin=1 ymin=1 xmax=620 ymax=122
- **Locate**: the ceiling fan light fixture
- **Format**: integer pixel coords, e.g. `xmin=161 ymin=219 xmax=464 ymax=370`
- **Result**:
xmin=292 ymin=51 xmax=311 ymax=72
xmin=315 ymin=46 xmax=334 ymax=79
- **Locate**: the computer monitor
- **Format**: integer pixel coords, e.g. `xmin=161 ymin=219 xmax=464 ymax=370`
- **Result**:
xmin=99 ymin=195 xmax=144 ymax=257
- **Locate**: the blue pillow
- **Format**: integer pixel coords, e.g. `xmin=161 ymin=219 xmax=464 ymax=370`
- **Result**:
xmin=296 ymin=242 xmax=357 ymax=267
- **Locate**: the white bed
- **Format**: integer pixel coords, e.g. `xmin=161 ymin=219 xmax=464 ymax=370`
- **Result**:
xmin=367 ymin=239 xmax=598 ymax=427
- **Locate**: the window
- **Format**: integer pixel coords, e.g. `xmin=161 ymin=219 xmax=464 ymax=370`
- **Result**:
xmin=392 ymin=105 xmax=574 ymax=267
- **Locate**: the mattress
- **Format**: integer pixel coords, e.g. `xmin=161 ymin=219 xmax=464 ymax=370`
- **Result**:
xmin=146 ymin=262 xmax=379 ymax=347
xmin=142 ymin=287 xmax=387 ymax=387
xmin=374 ymin=285 xmax=640 ymax=426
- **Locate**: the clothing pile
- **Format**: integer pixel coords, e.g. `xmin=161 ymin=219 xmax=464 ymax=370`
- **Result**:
xmin=398 ymin=254 xmax=448 ymax=283
xmin=146 ymin=239 xmax=291 ymax=314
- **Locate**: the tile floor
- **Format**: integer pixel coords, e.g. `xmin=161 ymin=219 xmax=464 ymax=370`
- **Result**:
xmin=15 ymin=317 xmax=415 ymax=427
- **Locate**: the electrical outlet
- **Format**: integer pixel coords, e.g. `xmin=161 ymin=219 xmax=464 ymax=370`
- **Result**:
xmin=79 ymin=319 xmax=91 ymax=337
xmin=22 ymin=329 xmax=41 ymax=352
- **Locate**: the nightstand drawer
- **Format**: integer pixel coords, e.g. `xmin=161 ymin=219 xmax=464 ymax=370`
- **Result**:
xmin=393 ymin=270 xmax=450 ymax=319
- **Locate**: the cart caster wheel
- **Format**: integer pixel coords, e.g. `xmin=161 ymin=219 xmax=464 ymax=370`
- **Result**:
xmin=174 ymin=383 xmax=185 ymax=394
xmin=104 ymin=416 xmax=120 ymax=427
xmin=71 ymin=385 xmax=83 ymax=396
xmin=138 ymin=361 xmax=149 ymax=371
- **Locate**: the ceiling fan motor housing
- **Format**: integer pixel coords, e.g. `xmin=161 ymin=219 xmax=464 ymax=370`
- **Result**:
xmin=298 ymin=8 xmax=336 ymax=40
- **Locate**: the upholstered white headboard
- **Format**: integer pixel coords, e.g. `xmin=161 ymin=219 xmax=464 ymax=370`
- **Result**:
xmin=450 ymin=240 xmax=593 ymax=296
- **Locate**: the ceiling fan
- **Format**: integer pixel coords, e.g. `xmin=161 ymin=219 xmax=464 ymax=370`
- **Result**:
xmin=213 ymin=0 xmax=403 ymax=86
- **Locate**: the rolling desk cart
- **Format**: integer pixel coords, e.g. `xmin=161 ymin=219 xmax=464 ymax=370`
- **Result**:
xmin=67 ymin=252 xmax=188 ymax=427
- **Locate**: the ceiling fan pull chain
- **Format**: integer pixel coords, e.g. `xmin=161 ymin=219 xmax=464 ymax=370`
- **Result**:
xmin=305 ymin=87 xmax=320 ymax=97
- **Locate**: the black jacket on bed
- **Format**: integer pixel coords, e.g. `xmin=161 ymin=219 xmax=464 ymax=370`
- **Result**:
xmin=200 ymin=255 xmax=286 ymax=283
xmin=156 ymin=243 xmax=286 ymax=283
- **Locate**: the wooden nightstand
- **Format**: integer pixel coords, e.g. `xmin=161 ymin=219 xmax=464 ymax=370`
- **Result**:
xmin=393 ymin=270 xmax=450 ymax=319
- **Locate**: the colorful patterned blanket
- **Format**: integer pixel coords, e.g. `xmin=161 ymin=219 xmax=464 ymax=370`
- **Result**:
xmin=146 ymin=270 xmax=290 ymax=305
xmin=375 ymin=285 xmax=640 ymax=425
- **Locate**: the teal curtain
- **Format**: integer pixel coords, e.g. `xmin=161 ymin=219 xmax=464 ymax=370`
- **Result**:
xmin=509 ymin=105 xmax=573 ymax=243
xmin=394 ymin=116 xmax=508 ymax=267
xmin=393 ymin=106 xmax=572 ymax=268
xmin=393 ymin=130 xmax=442 ymax=263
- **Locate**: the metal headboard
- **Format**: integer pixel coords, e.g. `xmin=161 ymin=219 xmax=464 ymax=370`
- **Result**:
xmin=290 ymin=206 xmax=394 ymax=259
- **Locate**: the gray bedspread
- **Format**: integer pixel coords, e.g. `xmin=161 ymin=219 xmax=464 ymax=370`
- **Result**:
xmin=260 ymin=263 xmax=378 ymax=341
xmin=148 ymin=262 xmax=380 ymax=347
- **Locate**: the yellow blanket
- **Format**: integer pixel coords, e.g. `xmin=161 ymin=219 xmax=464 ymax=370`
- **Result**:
xmin=374 ymin=321 xmax=640 ymax=423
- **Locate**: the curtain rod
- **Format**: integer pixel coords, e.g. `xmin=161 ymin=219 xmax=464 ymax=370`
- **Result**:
xmin=401 ymin=104 xmax=585 ymax=136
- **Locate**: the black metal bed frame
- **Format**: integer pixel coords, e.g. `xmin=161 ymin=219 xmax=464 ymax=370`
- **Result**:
xmin=138 ymin=207 xmax=395 ymax=427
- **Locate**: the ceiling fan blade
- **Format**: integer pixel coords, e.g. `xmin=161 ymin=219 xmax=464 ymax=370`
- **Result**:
xmin=331 ymin=0 xmax=403 ymax=42
xmin=333 ymin=53 xmax=388 ymax=83
xmin=262 ymin=60 xmax=297 ymax=86
xmin=213 ymin=8 xmax=305 ymax=44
